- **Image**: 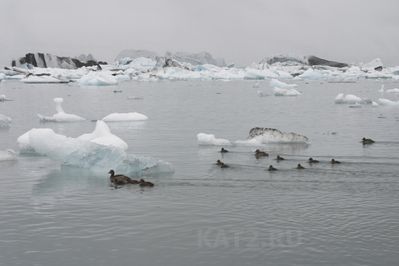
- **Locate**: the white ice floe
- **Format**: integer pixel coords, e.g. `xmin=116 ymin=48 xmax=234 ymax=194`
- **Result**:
xmin=77 ymin=120 xmax=128 ymax=150
xmin=17 ymin=122 xmax=173 ymax=175
xmin=378 ymin=98 xmax=399 ymax=106
xmin=0 ymin=73 xmax=5 ymax=81
xmin=37 ymin=98 xmax=85 ymax=122
xmin=21 ymin=75 xmax=68 ymax=84
xmin=0 ymin=114 xmax=12 ymax=127
xmin=386 ymin=88 xmax=399 ymax=93
xmin=297 ymin=68 xmax=328 ymax=80
xmin=102 ymin=112 xmax=148 ymax=122
xmin=334 ymin=93 xmax=363 ymax=104
xmin=269 ymin=78 xmax=297 ymax=88
xmin=0 ymin=95 xmax=12 ymax=101
xmin=236 ymin=127 xmax=309 ymax=145
xmin=78 ymin=72 xmax=118 ymax=86
xmin=197 ymin=133 xmax=232 ymax=146
xmin=273 ymin=87 xmax=301 ymax=96
xmin=0 ymin=149 xmax=16 ymax=161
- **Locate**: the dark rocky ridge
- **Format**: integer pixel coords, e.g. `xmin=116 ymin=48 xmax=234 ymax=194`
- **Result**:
xmin=12 ymin=53 xmax=107 ymax=69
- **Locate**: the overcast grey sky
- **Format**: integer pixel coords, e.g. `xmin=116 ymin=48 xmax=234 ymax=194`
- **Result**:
xmin=1 ymin=0 xmax=398 ymax=66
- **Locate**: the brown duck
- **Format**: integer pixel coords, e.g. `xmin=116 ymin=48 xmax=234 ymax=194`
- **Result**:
xmin=255 ymin=149 xmax=268 ymax=158
xmin=108 ymin=170 xmax=139 ymax=185
xmin=139 ymin=179 xmax=154 ymax=187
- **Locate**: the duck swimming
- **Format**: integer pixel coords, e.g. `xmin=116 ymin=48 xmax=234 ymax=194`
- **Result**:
xmin=361 ymin=137 xmax=375 ymax=145
xmin=220 ymin=147 xmax=229 ymax=153
xmin=296 ymin=164 xmax=305 ymax=169
xmin=108 ymin=170 xmax=139 ymax=185
xmin=268 ymin=165 xmax=277 ymax=171
xmin=139 ymin=179 xmax=154 ymax=187
xmin=255 ymin=149 xmax=268 ymax=158
xmin=331 ymin=159 xmax=341 ymax=164
xmin=216 ymin=159 xmax=229 ymax=168
xmin=308 ymin=157 xmax=319 ymax=163
xmin=276 ymin=155 xmax=285 ymax=161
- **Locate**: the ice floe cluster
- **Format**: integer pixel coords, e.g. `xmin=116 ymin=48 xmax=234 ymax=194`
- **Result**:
xmin=2 ymin=52 xmax=399 ymax=84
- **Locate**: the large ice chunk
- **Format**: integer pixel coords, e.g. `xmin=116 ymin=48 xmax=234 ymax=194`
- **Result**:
xmin=236 ymin=127 xmax=309 ymax=144
xmin=197 ymin=133 xmax=232 ymax=146
xmin=38 ymin=98 xmax=85 ymax=122
xmin=102 ymin=112 xmax=148 ymax=122
xmin=16 ymin=125 xmax=172 ymax=176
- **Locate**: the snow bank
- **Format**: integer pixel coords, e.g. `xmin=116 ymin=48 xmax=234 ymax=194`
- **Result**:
xmin=0 ymin=149 xmax=16 ymax=161
xmin=102 ymin=112 xmax=148 ymax=122
xmin=236 ymin=127 xmax=309 ymax=145
xmin=197 ymin=133 xmax=232 ymax=146
xmin=38 ymin=98 xmax=85 ymax=122
xmin=273 ymin=87 xmax=301 ymax=96
xmin=78 ymin=72 xmax=118 ymax=86
xmin=0 ymin=114 xmax=12 ymax=127
xmin=17 ymin=123 xmax=172 ymax=176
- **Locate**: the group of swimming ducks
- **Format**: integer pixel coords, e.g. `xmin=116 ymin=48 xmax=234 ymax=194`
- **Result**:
xmin=108 ymin=138 xmax=375 ymax=186
xmin=217 ymin=137 xmax=375 ymax=171
xmin=108 ymin=170 xmax=154 ymax=187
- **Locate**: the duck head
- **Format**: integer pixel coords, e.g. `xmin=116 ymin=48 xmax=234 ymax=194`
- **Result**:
xmin=108 ymin=169 xmax=115 ymax=176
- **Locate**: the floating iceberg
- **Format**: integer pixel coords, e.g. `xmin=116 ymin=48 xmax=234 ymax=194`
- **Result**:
xmin=378 ymin=98 xmax=399 ymax=106
xmin=236 ymin=127 xmax=309 ymax=145
xmin=102 ymin=112 xmax=148 ymax=122
xmin=78 ymin=72 xmax=118 ymax=86
xmin=0 ymin=95 xmax=12 ymax=102
xmin=38 ymin=98 xmax=85 ymax=122
xmin=273 ymin=87 xmax=301 ymax=96
xmin=17 ymin=123 xmax=172 ymax=176
xmin=197 ymin=133 xmax=232 ymax=146
xmin=0 ymin=114 xmax=12 ymax=127
xmin=297 ymin=68 xmax=328 ymax=80
xmin=0 ymin=149 xmax=16 ymax=161
xmin=21 ymin=75 xmax=68 ymax=84
xmin=269 ymin=78 xmax=297 ymax=88
xmin=77 ymin=120 xmax=128 ymax=150
xmin=334 ymin=93 xmax=363 ymax=104
xmin=387 ymin=88 xmax=399 ymax=93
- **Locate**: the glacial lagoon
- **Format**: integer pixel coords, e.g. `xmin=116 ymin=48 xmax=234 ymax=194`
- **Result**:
xmin=0 ymin=79 xmax=399 ymax=266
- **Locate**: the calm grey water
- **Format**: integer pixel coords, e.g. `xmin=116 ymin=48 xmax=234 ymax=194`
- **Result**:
xmin=0 ymin=79 xmax=399 ymax=266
